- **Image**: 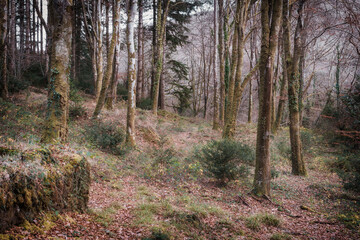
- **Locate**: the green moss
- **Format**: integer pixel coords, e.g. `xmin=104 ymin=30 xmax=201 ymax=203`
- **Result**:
xmin=22 ymin=220 xmax=44 ymax=234
xmin=0 ymin=147 xmax=18 ymax=156
xmin=24 ymin=189 xmax=32 ymax=207
xmin=0 ymin=147 xmax=90 ymax=232
xmin=0 ymin=234 xmax=10 ymax=240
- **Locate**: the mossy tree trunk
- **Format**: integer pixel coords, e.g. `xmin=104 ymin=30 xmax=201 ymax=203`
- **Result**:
xmin=0 ymin=0 xmax=8 ymax=100
xmin=218 ymin=0 xmax=225 ymax=126
xmin=284 ymin=0 xmax=307 ymax=176
xmin=212 ymin=0 xmax=220 ymax=130
xmin=126 ymin=0 xmax=137 ymax=146
xmin=248 ymin=15 xmax=257 ymax=124
xmin=42 ymin=0 xmax=73 ymax=143
xmin=105 ymin=0 xmax=121 ymax=110
xmin=80 ymin=0 xmax=103 ymax=103
xmin=273 ymin=40 xmax=287 ymax=134
xmin=223 ymin=0 xmax=257 ymax=138
xmin=151 ymin=0 xmax=170 ymax=116
xmin=253 ymin=0 xmax=282 ymax=197
xmin=92 ymin=0 xmax=120 ymax=118
xmin=136 ymin=0 xmax=144 ymax=104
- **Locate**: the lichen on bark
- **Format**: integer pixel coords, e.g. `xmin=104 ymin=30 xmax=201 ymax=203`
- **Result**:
xmin=42 ymin=0 xmax=73 ymax=143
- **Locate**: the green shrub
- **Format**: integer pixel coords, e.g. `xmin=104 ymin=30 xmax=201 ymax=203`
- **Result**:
xmin=23 ymin=63 xmax=48 ymax=88
xmin=260 ymin=213 xmax=281 ymax=227
xmin=137 ymin=97 xmax=152 ymax=110
xmin=8 ymin=75 xmax=31 ymax=93
xmin=142 ymin=230 xmax=170 ymax=240
xmin=245 ymin=213 xmax=281 ymax=232
xmin=117 ymin=84 xmax=128 ymax=101
xmin=194 ymin=139 xmax=254 ymax=185
xmin=245 ymin=216 xmax=261 ymax=231
xmin=69 ymin=103 xmax=87 ymax=120
xmin=300 ymin=129 xmax=314 ymax=152
xmin=276 ymin=139 xmax=291 ymax=160
xmin=334 ymin=153 xmax=360 ymax=192
xmin=271 ymin=168 xmax=280 ymax=179
xmin=84 ymin=121 xmax=125 ymax=155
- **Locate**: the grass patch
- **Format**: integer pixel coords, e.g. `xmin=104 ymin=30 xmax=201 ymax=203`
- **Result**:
xmin=245 ymin=213 xmax=281 ymax=231
xmin=92 ymin=203 xmax=123 ymax=227
xmin=187 ymin=202 xmax=225 ymax=218
xmin=270 ymin=233 xmax=292 ymax=240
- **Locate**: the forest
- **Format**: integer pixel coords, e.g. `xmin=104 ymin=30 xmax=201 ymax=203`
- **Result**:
xmin=0 ymin=0 xmax=359 ymax=239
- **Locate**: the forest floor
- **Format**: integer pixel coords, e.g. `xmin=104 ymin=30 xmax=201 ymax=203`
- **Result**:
xmin=1 ymin=88 xmax=360 ymax=240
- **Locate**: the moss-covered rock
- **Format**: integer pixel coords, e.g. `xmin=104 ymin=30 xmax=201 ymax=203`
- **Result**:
xmin=0 ymin=146 xmax=90 ymax=233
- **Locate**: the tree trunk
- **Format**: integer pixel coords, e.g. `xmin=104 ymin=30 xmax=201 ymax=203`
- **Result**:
xmin=273 ymin=40 xmax=287 ymax=133
xmin=126 ymin=0 xmax=137 ymax=146
xmin=284 ymin=0 xmax=307 ymax=176
xmin=218 ymin=0 xmax=225 ymax=126
xmin=93 ymin=0 xmax=120 ymax=118
xmin=105 ymin=0 xmax=121 ymax=110
xmin=141 ymin=25 xmax=145 ymax=99
xmin=212 ymin=0 xmax=219 ymax=130
xmin=71 ymin=0 xmax=77 ymax=82
xmin=42 ymin=0 xmax=73 ymax=143
xmin=253 ymin=0 xmax=282 ymax=197
xmin=150 ymin=0 xmax=156 ymax=100
xmin=159 ymin=32 xmax=166 ymax=110
xmin=32 ymin=0 xmax=36 ymax=53
xmin=248 ymin=21 xmax=256 ymax=124
xmin=0 ymin=0 xmax=8 ymax=100
xmin=25 ymin=0 xmax=30 ymax=65
xmin=136 ymin=0 xmax=143 ymax=103
xmin=223 ymin=0 xmax=254 ymax=138
xmin=151 ymin=0 xmax=170 ymax=115
xmin=94 ymin=0 xmax=104 ymax=102
xmin=9 ymin=0 xmax=15 ymax=76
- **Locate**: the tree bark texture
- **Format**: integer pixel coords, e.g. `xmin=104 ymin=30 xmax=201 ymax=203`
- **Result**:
xmin=92 ymin=0 xmax=120 ymax=118
xmin=253 ymin=0 xmax=282 ymax=197
xmin=0 ymin=0 xmax=8 ymax=100
xmin=136 ymin=0 xmax=143 ymax=103
xmin=212 ymin=0 xmax=220 ymax=130
xmin=273 ymin=41 xmax=287 ymax=134
xmin=151 ymin=0 xmax=170 ymax=115
xmin=126 ymin=0 xmax=137 ymax=146
xmin=283 ymin=0 xmax=307 ymax=176
xmin=218 ymin=0 xmax=225 ymax=126
xmin=223 ymin=0 xmax=255 ymax=138
xmin=42 ymin=0 xmax=73 ymax=143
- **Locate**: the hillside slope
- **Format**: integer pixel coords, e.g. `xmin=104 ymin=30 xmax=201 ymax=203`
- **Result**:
xmin=0 ymin=89 xmax=359 ymax=240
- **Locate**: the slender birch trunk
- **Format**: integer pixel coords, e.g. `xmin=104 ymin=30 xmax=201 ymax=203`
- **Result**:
xmin=93 ymin=0 xmax=120 ymax=118
xmin=106 ymin=0 xmax=121 ymax=110
xmin=136 ymin=0 xmax=143 ymax=103
xmin=213 ymin=0 xmax=219 ymax=130
xmin=126 ymin=0 xmax=137 ymax=146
